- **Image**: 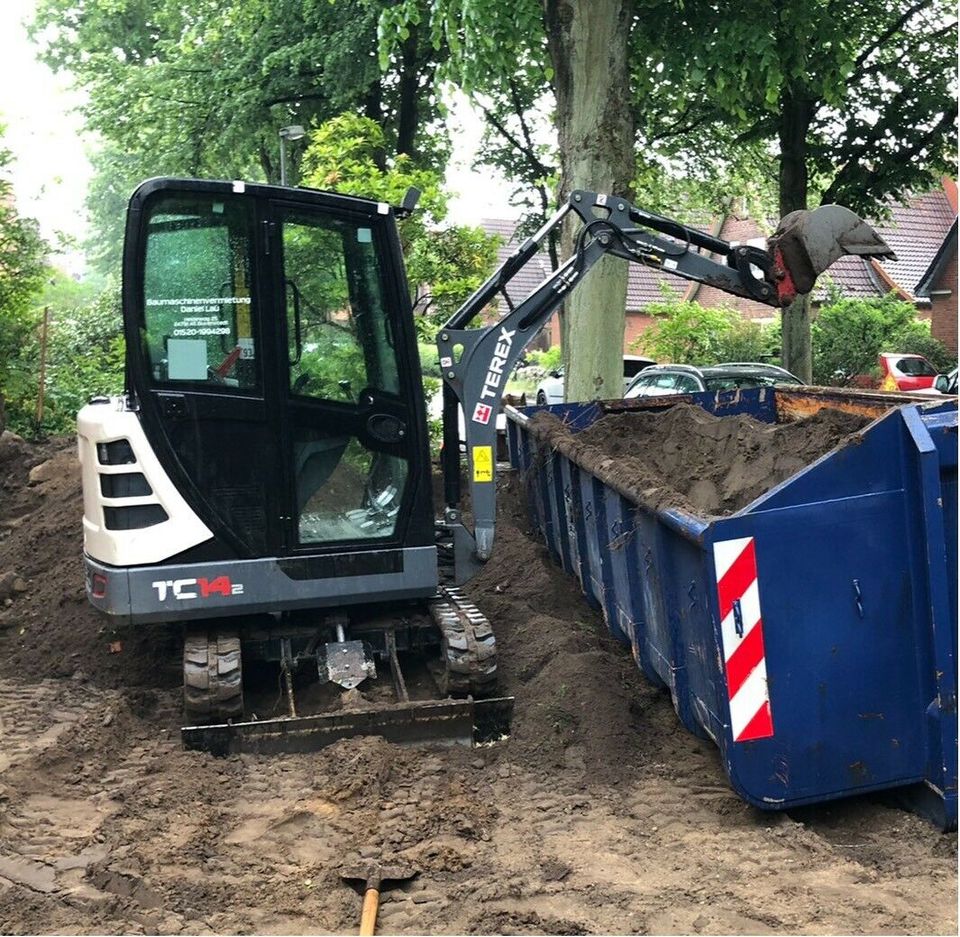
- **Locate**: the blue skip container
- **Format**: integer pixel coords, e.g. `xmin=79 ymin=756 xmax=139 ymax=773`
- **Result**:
xmin=505 ymin=387 xmax=957 ymax=828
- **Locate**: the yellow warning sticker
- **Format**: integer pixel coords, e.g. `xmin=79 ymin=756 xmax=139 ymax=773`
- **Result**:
xmin=473 ymin=445 xmax=493 ymax=483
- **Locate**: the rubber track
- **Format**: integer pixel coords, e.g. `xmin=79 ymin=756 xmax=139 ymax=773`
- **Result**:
xmin=429 ymin=586 xmax=498 ymax=698
xmin=183 ymin=629 xmax=244 ymax=722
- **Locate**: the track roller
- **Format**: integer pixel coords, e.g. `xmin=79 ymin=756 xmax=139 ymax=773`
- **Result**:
xmin=183 ymin=629 xmax=244 ymax=722
xmin=429 ymin=587 xmax=498 ymax=698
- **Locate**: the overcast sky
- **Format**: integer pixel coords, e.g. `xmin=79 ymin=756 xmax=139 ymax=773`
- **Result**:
xmin=0 ymin=1 xmax=518 ymax=278
xmin=0 ymin=0 xmax=93 ymax=266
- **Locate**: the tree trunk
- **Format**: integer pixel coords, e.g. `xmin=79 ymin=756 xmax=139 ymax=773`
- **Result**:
xmin=543 ymin=0 xmax=635 ymax=402
xmin=395 ymin=24 xmax=421 ymax=159
xmin=778 ymin=89 xmax=814 ymax=382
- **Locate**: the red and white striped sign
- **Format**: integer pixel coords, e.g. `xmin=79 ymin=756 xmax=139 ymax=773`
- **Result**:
xmin=713 ymin=536 xmax=774 ymax=742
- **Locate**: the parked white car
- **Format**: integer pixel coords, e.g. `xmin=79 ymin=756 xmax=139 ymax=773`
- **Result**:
xmin=535 ymin=355 xmax=656 ymax=404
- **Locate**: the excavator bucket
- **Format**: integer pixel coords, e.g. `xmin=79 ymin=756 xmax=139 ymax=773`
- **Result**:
xmin=769 ymin=205 xmax=897 ymax=306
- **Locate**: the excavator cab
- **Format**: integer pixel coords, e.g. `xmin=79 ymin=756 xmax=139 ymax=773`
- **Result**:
xmin=82 ymin=179 xmax=437 ymax=621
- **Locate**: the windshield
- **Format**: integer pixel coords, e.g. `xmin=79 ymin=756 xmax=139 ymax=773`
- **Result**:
xmin=895 ymin=357 xmax=937 ymax=377
xmin=704 ymin=372 xmax=801 ymax=391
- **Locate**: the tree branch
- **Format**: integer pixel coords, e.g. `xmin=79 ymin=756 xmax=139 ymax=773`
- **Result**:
xmin=847 ymin=0 xmax=934 ymax=83
xmin=476 ymin=100 xmax=552 ymax=181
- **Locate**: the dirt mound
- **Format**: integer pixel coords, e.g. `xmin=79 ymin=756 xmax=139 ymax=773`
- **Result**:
xmin=0 ymin=432 xmax=179 ymax=690
xmin=532 ymin=403 xmax=870 ymax=515
xmin=465 ymin=472 xmax=658 ymax=780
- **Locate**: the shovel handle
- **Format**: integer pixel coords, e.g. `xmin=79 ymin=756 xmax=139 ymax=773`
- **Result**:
xmin=359 ymin=886 xmax=380 ymax=936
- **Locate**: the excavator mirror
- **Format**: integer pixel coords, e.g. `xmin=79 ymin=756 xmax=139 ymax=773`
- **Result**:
xmin=395 ymin=187 xmax=421 ymax=218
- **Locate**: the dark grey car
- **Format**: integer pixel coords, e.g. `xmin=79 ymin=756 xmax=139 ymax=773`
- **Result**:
xmin=624 ymin=362 xmax=804 ymax=398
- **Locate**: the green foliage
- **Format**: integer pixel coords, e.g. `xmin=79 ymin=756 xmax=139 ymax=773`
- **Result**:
xmin=4 ymin=282 xmax=125 ymax=437
xmin=891 ymin=319 xmax=957 ymax=373
xmin=300 ymin=113 xmax=499 ymax=334
xmin=83 ymin=145 xmax=146 ymax=278
xmin=643 ymin=0 xmax=957 ymax=215
xmin=421 ymin=375 xmax=443 ymax=452
xmin=418 ymin=343 xmax=442 ymax=377
xmin=302 ymin=114 xmax=448 ymax=227
xmin=295 ymin=333 xmax=367 ymax=404
xmin=631 ymin=291 xmax=741 ymax=365
xmin=406 ymin=224 xmax=501 ymax=325
xmin=34 ymin=0 xmax=450 ymax=279
xmin=810 ymin=292 xmax=925 ymax=385
xmin=527 ymin=345 xmax=562 ymax=373
xmin=0 ymin=132 xmax=50 ymax=429
xmin=628 ymin=288 xmax=783 ymax=369
xmin=712 ymin=317 xmax=781 ymax=365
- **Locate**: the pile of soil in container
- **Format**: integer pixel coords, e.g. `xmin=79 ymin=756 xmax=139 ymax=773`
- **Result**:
xmin=531 ymin=402 xmax=871 ymax=516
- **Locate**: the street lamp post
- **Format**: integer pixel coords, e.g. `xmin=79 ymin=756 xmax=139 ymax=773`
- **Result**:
xmin=278 ymin=124 xmax=306 ymax=186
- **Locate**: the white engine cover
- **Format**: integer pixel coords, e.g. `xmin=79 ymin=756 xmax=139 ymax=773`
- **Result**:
xmin=77 ymin=398 xmax=213 ymax=566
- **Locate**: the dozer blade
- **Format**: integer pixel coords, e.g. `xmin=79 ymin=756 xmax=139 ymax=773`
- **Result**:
xmin=181 ymin=696 xmax=514 ymax=757
xmin=769 ymin=204 xmax=897 ymax=305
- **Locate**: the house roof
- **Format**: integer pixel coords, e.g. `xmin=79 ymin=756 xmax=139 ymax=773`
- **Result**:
xmin=916 ymin=217 xmax=958 ymax=297
xmin=871 ymin=190 xmax=956 ymax=295
xmin=480 ymin=184 xmax=957 ymax=313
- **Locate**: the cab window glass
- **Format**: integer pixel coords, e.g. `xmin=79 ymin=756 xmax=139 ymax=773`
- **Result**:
xmin=283 ymin=211 xmax=400 ymax=402
xmin=142 ymin=195 xmax=257 ymax=390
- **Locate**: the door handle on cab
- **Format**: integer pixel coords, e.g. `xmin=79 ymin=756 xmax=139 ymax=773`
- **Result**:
xmin=366 ymin=413 xmax=406 ymax=444
xmin=158 ymin=393 xmax=188 ymax=419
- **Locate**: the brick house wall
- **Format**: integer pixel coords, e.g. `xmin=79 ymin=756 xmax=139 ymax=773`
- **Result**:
xmin=929 ymin=246 xmax=958 ymax=355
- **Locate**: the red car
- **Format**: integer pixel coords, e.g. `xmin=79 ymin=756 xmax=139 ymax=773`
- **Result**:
xmin=878 ymin=353 xmax=939 ymax=392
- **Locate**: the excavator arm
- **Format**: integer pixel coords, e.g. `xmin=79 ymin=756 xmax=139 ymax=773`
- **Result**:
xmin=437 ymin=189 xmax=894 ymax=577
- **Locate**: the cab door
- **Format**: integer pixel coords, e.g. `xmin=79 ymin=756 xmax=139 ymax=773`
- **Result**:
xmin=269 ymin=196 xmax=432 ymax=556
xmin=127 ymin=181 xmax=282 ymax=559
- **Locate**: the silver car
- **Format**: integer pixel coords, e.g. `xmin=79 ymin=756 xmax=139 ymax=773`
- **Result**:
xmin=536 ymin=355 xmax=656 ymax=404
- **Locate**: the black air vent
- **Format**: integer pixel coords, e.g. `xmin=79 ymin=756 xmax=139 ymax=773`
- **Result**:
xmin=100 ymin=473 xmax=153 ymax=498
xmin=103 ymin=504 xmax=168 ymax=530
xmin=97 ymin=439 xmax=135 ymax=465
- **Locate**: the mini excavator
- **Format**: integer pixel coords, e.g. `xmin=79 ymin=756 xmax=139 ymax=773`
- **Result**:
xmin=77 ymin=177 xmax=892 ymax=752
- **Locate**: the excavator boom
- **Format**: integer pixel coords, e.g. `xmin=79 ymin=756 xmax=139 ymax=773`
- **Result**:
xmin=438 ymin=190 xmax=894 ymax=572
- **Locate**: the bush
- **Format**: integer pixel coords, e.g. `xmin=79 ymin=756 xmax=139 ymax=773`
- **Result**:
xmin=631 ymin=290 xmax=741 ymax=365
xmin=712 ymin=317 xmax=780 ymax=365
xmin=4 ymin=282 xmax=124 ymax=436
xmin=810 ymin=292 xmax=948 ymax=386
xmin=418 ymin=342 xmax=442 ymax=378
xmin=527 ymin=345 xmax=562 ymax=373
xmin=890 ymin=319 xmax=956 ymax=373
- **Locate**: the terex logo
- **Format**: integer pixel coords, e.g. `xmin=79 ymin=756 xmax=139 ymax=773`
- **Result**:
xmin=151 ymin=576 xmax=244 ymax=602
xmin=472 ymin=326 xmax=516 ymax=424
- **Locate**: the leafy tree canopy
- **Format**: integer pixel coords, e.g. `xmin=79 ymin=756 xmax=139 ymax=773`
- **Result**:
xmin=300 ymin=113 xmax=499 ymax=336
xmin=34 ymin=0 xmax=450 ymax=277
xmin=642 ymin=0 xmax=958 ymax=217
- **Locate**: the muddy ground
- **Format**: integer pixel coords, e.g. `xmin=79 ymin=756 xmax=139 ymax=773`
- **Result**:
xmin=0 ymin=429 xmax=956 ymax=935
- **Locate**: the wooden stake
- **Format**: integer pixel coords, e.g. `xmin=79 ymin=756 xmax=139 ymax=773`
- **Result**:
xmin=35 ymin=306 xmax=50 ymax=428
